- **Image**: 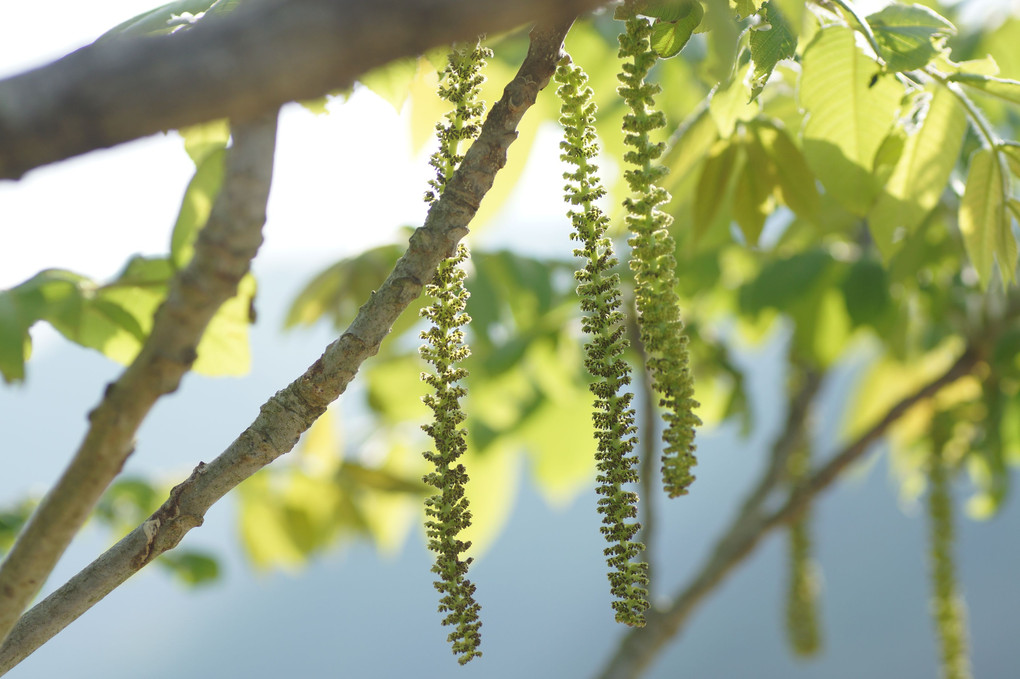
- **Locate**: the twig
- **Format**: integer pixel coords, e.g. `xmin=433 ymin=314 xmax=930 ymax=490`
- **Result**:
xmin=0 ymin=0 xmax=609 ymax=179
xmin=594 ymin=347 xmax=979 ymax=679
xmin=0 ymin=110 xmax=279 ymax=647
xmin=0 ymin=22 xmax=574 ymax=674
xmin=629 ymin=305 xmax=658 ymax=586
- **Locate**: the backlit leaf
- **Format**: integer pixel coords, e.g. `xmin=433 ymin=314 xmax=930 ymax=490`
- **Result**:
xmin=694 ymin=140 xmax=740 ymax=239
xmin=748 ymin=120 xmax=820 ymax=222
xmin=869 ymin=86 xmax=967 ymax=259
xmin=800 ymin=26 xmax=904 ymax=215
xmin=866 ymin=3 xmax=956 ymax=73
xmin=649 ymin=0 xmax=704 ymax=58
xmin=959 ymin=148 xmax=1009 ymax=288
xmin=170 ymin=148 xmax=227 ymax=269
xmin=949 ymin=74 xmax=1020 ymax=106
xmin=749 ymin=1 xmax=798 ymax=100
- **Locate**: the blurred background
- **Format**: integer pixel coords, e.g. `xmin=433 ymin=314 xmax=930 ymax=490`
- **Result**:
xmin=2 ymin=2 xmax=1020 ymax=678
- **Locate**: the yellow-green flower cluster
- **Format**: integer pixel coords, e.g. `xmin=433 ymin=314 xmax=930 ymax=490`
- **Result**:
xmin=617 ymin=8 xmax=700 ymax=498
xmin=425 ymin=41 xmax=492 ymax=206
xmin=556 ymin=56 xmax=649 ymax=627
xmin=419 ymin=40 xmax=490 ymax=665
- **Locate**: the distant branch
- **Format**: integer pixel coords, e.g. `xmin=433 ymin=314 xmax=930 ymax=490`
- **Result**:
xmin=0 ymin=110 xmax=279 ymax=650
xmin=595 ymin=348 xmax=980 ymax=679
xmin=0 ymin=0 xmax=607 ymax=179
xmin=0 ymin=21 xmax=573 ymax=674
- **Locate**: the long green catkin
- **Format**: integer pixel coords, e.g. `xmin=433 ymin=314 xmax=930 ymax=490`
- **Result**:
xmin=927 ymin=444 xmax=972 ymax=679
xmin=419 ymin=40 xmax=491 ymax=665
xmin=556 ymin=56 xmax=649 ymax=627
xmin=617 ymin=5 xmax=700 ymax=498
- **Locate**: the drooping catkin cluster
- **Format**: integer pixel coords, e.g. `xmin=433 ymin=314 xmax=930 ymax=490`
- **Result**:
xmin=425 ymin=41 xmax=492 ymax=206
xmin=784 ymin=444 xmax=822 ymax=657
xmin=927 ymin=444 xmax=972 ymax=679
xmin=419 ymin=40 xmax=490 ymax=665
xmin=617 ymin=6 xmax=700 ymax=498
xmin=556 ymin=56 xmax=649 ymax=627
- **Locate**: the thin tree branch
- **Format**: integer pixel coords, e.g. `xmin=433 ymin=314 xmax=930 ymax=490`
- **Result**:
xmin=0 ymin=111 xmax=279 ymax=648
xmin=595 ymin=347 xmax=980 ymax=679
xmin=0 ymin=22 xmax=573 ymax=674
xmin=0 ymin=0 xmax=608 ymax=180
xmin=629 ymin=306 xmax=658 ymax=586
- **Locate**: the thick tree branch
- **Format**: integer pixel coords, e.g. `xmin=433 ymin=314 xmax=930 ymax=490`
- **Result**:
xmin=595 ymin=348 xmax=980 ymax=679
xmin=0 ymin=111 xmax=279 ymax=648
xmin=0 ymin=0 xmax=608 ymax=180
xmin=0 ymin=22 xmax=573 ymax=673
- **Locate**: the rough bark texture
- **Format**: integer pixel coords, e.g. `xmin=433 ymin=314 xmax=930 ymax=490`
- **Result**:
xmin=0 ymin=0 xmax=608 ymax=179
xmin=0 ymin=110 xmax=279 ymax=653
xmin=0 ymin=21 xmax=573 ymax=674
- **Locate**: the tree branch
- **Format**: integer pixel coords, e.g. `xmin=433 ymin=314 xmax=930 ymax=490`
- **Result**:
xmin=0 ymin=21 xmax=574 ymax=674
xmin=0 ymin=0 xmax=608 ymax=180
xmin=595 ymin=347 xmax=980 ymax=679
xmin=0 ymin=110 xmax=279 ymax=648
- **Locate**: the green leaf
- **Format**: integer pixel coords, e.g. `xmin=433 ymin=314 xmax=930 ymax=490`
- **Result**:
xmin=649 ymin=0 xmax=704 ymax=58
xmin=869 ymin=86 xmax=968 ymax=258
xmin=959 ymin=148 xmax=1011 ymax=288
xmin=840 ymin=258 xmax=892 ymax=329
xmin=748 ymin=120 xmax=820 ymax=222
xmin=359 ymin=58 xmax=419 ymax=111
xmin=177 ymin=119 xmax=230 ymax=165
xmin=661 ymin=105 xmax=719 ymax=197
xmin=733 ymin=140 xmax=776 ymax=245
xmin=170 ymin=148 xmax=227 ymax=269
xmin=694 ymin=140 xmax=740 ymax=239
xmin=749 ymin=1 xmax=798 ymax=100
xmin=709 ymin=75 xmax=757 ymax=138
xmin=949 ymin=74 xmax=1020 ymax=106
xmin=866 ymin=3 xmax=956 ymax=73
xmin=193 ymin=273 xmax=255 ymax=375
xmin=800 ymin=26 xmax=904 ymax=215
xmin=638 ymin=0 xmax=703 ymax=21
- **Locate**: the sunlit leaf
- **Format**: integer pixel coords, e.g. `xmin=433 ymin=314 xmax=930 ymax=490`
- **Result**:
xmin=709 ymin=75 xmax=757 ymax=138
xmin=749 ymin=1 xmax=798 ymax=100
xmin=866 ymin=3 xmax=955 ymax=73
xmin=949 ymin=74 xmax=1020 ymax=106
xmin=733 ymin=139 xmax=776 ymax=245
xmin=177 ymin=119 xmax=230 ymax=166
xmin=649 ymin=0 xmax=704 ymax=58
xmin=360 ymin=58 xmax=419 ymax=111
xmin=694 ymin=140 xmax=740 ymax=239
xmin=869 ymin=86 xmax=967 ymax=259
xmin=191 ymin=272 xmax=255 ymax=375
xmin=748 ymin=120 xmax=820 ymax=222
xmin=959 ymin=148 xmax=1010 ymax=288
xmin=800 ymin=26 xmax=904 ymax=215
xmin=170 ymin=148 xmax=227 ymax=270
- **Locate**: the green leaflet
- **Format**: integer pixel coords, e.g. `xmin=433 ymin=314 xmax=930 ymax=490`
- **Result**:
xmin=866 ymin=3 xmax=956 ymax=73
xmin=869 ymin=86 xmax=968 ymax=259
xmin=171 ymin=147 xmax=227 ymax=270
xmin=694 ymin=140 xmax=740 ymax=240
xmin=959 ymin=148 xmax=1015 ymax=288
xmin=950 ymin=73 xmax=1020 ymax=106
xmin=733 ymin=138 xmax=776 ymax=245
xmin=748 ymin=120 xmax=820 ymax=223
xmin=709 ymin=75 xmax=757 ymax=138
xmin=649 ymin=0 xmax=704 ymax=58
xmin=800 ymin=26 xmax=904 ymax=215
xmin=749 ymin=1 xmax=798 ymax=100
xmin=360 ymin=58 xmax=419 ymax=111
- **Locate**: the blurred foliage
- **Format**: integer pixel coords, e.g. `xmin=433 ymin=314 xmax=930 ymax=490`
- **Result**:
xmin=4 ymin=0 xmax=1020 ymax=661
